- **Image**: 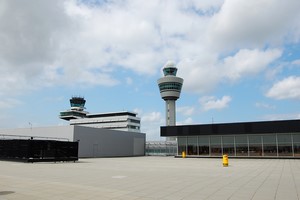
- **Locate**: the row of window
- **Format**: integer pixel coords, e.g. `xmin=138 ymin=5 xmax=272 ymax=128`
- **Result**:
xmin=127 ymin=125 xmax=140 ymax=130
xmin=99 ymin=125 xmax=140 ymax=130
xmin=146 ymin=142 xmax=177 ymax=156
xmin=60 ymin=111 xmax=86 ymax=117
xmin=178 ymin=133 xmax=300 ymax=157
xmin=70 ymin=103 xmax=84 ymax=108
xmin=159 ymin=82 xmax=182 ymax=91
xmin=146 ymin=147 xmax=177 ymax=155
xmin=71 ymin=118 xmax=140 ymax=125
xmin=129 ymin=119 xmax=140 ymax=124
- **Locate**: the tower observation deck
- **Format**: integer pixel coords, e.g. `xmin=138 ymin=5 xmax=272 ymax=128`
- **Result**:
xmin=158 ymin=61 xmax=183 ymax=141
xmin=59 ymin=97 xmax=88 ymax=120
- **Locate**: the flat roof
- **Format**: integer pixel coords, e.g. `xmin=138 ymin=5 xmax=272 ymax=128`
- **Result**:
xmin=161 ymin=119 xmax=300 ymax=136
xmin=86 ymin=111 xmax=138 ymax=118
xmin=1 ymin=157 xmax=300 ymax=199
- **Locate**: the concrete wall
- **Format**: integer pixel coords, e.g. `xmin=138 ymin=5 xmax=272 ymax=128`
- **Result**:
xmin=73 ymin=126 xmax=145 ymax=158
xmin=0 ymin=126 xmax=74 ymax=141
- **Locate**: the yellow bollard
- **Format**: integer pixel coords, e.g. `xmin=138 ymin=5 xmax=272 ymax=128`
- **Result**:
xmin=182 ymin=151 xmax=186 ymax=158
xmin=223 ymin=154 xmax=228 ymax=167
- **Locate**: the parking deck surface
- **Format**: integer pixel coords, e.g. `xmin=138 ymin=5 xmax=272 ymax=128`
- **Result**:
xmin=1 ymin=157 xmax=300 ymax=199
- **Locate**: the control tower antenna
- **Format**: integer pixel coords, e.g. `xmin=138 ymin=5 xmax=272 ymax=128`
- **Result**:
xmin=157 ymin=61 xmax=184 ymax=141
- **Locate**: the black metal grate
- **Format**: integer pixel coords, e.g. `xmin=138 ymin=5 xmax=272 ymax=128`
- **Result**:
xmin=0 ymin=139 xmax=78 ymax=162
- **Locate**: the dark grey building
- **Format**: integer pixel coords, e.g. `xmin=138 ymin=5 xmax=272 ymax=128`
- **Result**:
xmin=161 ymin=119 xmax=300 ymax=158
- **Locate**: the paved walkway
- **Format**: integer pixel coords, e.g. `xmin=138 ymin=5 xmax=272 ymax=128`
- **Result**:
xmin=1 ymin=157 xmax=300 ymax=200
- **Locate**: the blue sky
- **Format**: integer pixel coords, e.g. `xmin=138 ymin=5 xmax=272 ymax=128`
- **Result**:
xmin=1 ymin=0 xmax=300 ymax=140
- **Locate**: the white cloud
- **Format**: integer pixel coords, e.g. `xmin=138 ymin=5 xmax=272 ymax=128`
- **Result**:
xmin=177 ymin=106 xmax=195 ymax=116
xmin=177 ymin=117 xmax=194 ymax=125
xmin=266 ymin=76 xmax=300 ymax=100
xmin=200 ymin=96 xmax=232 ymax=111
xmin=255 ymin=102 xmax=275 ymax=110
xmin=142 ymin=112 xmax=163 ymax=123
xmin=208 ymin=0 xmax=300 ymax=50
xmin=223 ymin=49 xmax=282 ymax=81
xmin=139 ymin=111 xmax=164 ymax=140
xmin=0 ymin=0 xmax=299 ymax=97
xmin=177 ymin=57 xmax=221 ymax=94
xmin=292 ymin=59 xmax=300 ymax=65
xmin=262 ymin=113 xmax=300 ymax=121
xmin=126 ymin=77 xmax=133 ymax=85
xmin=133 ymin=108 xmax=143 ymax=116
xmin=179 ymin=48 xmax=281 ymax=94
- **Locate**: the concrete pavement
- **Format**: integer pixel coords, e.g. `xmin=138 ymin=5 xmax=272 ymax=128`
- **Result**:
xmin=1 ymin=157 xmax=300 ymax=200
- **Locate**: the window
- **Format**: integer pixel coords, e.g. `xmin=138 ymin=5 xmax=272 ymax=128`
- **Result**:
xmin=159 ymin=83 xmax=182 ymax=92
xmin=222 ymin=136 xmax=235 ymax=156
xmin=198 ymin=136 xmax=209 ymax=156
xmin=278 ymin=134 xmax=292 ymax=156
xmin=235 ymin=135 xmax=248 ymax=156
xmin=263 ymin=135 xmax=277 ymax=156
xmin=210 ymin=136 xmax=222 ymax=156
xmin=178 ymin=137 xmax=186 ymax=156
xmin=128 ymin=119 xmax=140 ymax=124
xmin=249 ymin=135 xmax=262 ymax=156
xmin=163 ymin=67 xmax=177 ymax=76
xmin=293 ymin=134 xmax=300 ymax=157
xmin=187 ymin=137 xmax=198 ymax=155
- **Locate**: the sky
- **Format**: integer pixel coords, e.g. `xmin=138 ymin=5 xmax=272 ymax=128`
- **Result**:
xmin=1 ymin=0 xmax=300 ymax=141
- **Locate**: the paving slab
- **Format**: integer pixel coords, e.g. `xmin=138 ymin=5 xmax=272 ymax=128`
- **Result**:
xmin=0 ymin=157 xmax=300 ymax=200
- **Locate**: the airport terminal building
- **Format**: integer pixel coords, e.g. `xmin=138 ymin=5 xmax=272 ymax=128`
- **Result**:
xmin=161 ymin=119 xmax=300 ymax=158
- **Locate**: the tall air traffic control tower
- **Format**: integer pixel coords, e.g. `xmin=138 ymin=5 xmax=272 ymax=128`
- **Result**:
xmin=158 ymin=61 xmax=183 ymax=141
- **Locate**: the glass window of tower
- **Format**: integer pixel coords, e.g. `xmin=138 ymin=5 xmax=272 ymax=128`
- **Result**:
xmin=159 ymin=83 xmax=182 ymax=91
xmin=163 ymin=68 xmax=177 ymax=76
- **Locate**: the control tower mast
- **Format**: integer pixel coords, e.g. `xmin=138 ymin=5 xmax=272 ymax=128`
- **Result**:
xmin=158 ymin=61 xmax=183 ymax=141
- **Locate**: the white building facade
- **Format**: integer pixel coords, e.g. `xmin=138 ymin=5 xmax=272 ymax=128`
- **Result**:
xmin=69 ymin=111 xmax=141 ymax=133
xmin=59 ymin=97 xmax=141 ymax=132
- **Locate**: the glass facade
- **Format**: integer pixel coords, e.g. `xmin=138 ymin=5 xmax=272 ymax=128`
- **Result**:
xmin=146 ymin=141 xmax=177 ymax=156
xmin=177 ymin=133 xmax=300 ymax=157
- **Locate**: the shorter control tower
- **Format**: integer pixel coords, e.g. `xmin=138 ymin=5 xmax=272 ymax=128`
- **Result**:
xmin=59 ymin=96 xmax=88 ymax=120
xmin=158 ymin=61 xmax=183 ymax=141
